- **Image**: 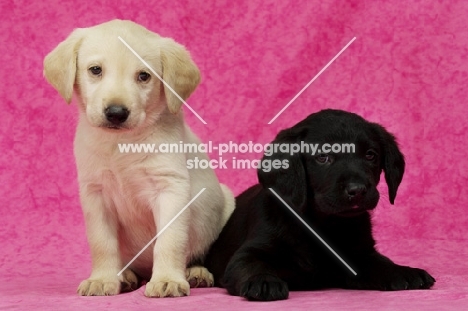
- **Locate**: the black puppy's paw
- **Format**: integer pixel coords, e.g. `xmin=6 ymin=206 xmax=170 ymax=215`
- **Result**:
xmin=381 ymin=266 xmax=435 ymax=290
xmin=240 ymin=274 xmax=289 ymax=301
xmin=352 ymin=265 xmax=435 ymax=291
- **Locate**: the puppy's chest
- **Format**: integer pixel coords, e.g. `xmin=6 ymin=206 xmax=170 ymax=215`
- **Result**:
xmin=100 ymin=168 xmax=127 ymax=200
xmin=285 ymin=226 xmax=359 ymax=268
xmin=98 ymin=166 xmax=155 ymax=219
xmin=79 ymin=139 xmax=167 ymax=218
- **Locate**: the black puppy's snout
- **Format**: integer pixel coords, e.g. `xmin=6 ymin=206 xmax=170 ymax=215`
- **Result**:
xmin=345 ymin=183 xmax=367 ymax=200
xmin=105 ymin=105 xmax=130 ymax=125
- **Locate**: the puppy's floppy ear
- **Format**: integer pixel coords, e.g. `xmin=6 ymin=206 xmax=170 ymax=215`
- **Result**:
xmin=373 ymin=124 xmax=405 ymax=204
xmin=159 ymin=38 xmax=201 ymax=114
xmin=43 ymin=28 xmax=86 ymax=104
xmin=258 ymin=128 xmax=307 ymax=214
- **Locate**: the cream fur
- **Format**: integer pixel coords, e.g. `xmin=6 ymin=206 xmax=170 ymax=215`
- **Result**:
xmin=43 ymin=19 xmax=235 ymax=298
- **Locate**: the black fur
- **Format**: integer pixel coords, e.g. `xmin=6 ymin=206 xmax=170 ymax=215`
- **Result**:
xmin=205 ymin=109 xmax=435 ymax=301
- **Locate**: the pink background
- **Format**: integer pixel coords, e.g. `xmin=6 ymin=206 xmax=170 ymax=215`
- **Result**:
xmin=1 ymin=0 xmax=467 ymax=310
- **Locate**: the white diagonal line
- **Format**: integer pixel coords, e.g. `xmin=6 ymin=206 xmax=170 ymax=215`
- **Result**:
xmin=268 ymin=37 xmax=356 ymax=124
xmin=117 ymin=188 xmax=206 ymax=276
xmin=268 ymin=188 xmax=357 ymax=276
xmin=117 ymin=36 xmax=207 ymax=125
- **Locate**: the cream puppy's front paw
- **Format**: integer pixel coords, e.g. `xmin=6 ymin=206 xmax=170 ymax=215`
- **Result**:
xmin=186 ymin=266 xmax=214 ymax=288
xmin=77 ymin=269 xmax=139 ymax=295
xmin=145 ymin=278 xmax=190 ymax=297
xmin=77 ymin=277 xmax=120 ymax=296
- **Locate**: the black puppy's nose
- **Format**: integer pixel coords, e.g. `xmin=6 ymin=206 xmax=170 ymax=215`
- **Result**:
xmin=105 ymin=105 xmax=130 ymax=125
xmin=345 ymin=183 xmax=367 ymax=200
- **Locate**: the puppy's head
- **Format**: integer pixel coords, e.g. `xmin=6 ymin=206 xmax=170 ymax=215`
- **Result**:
xmin=43 ymin=19 xmax=200 ymax=130
xmin=258 ymin=109 xmax=405 ymax=217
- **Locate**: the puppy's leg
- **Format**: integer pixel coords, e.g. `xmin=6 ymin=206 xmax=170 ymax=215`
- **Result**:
xmin=77 ymin=191 xmax=122 ymax=296
xmin=344 ymin=252 xmax=436 ymax=291
xmin=223 ymin=243 xmax=288 ymax=301
xmin=145 ymin=188 xmax=191 ymax=298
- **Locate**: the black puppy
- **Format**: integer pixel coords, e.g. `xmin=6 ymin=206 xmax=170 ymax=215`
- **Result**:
xmin=205 ymin=109 xmax=435 ymax=301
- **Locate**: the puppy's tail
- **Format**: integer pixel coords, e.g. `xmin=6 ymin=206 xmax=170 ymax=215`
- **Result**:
xmin=220 ymin=184 xmax=235 ymax=228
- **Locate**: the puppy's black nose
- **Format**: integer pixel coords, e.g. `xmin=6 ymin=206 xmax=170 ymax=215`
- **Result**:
xmin=105 ymin=105 xmax=130 ymax=125
xmin=345 ymin=183 xmax=367 ymax=200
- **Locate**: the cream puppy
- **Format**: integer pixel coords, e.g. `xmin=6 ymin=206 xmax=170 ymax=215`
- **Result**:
xmin=44 ymin=20 xmax=234 ymax=298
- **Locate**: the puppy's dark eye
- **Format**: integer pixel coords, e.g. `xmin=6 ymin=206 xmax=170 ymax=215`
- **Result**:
xmin=366 ymin=150 xmax=377 ymax=161
xmin=89 ymin=66 xmax=102 ymax=76
xmin=138 ymin=71 xmax=151 ymax=82
xmin=316 ymin=154 xmax=332 ymax=164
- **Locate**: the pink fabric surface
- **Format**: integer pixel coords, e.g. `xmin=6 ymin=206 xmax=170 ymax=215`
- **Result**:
xmin=1 ymin=0 xmax=467 ymax=310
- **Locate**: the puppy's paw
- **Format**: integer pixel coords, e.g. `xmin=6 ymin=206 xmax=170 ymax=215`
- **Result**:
xmin=77 ymin=278 xmax=120 ymax=296
xmin=351 ymin=266 xmax=435 ymax=291
xmin=186 ymin=266 xmax=214 ymax=288
xmin=120 ymin=269 xmax=139 ymax=292
xmin=240 ymin=274 xmax=289 ymax=301
xmin=382 ymin=266 xmax=435 ymax=290
xmin=145 ymin=279 xmax=190 ymax=298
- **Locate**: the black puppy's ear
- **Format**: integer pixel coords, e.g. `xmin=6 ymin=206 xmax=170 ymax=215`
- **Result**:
xmin=258 ymin=130 xmax=307 ymax=213
xmin=373 ymin=124 xmax=405 ymax=205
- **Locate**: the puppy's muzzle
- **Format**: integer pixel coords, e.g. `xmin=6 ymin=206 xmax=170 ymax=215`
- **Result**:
xmin=345 ymin=183 xmax=367 ymax=203
xmin=105 ymin=105 xmax=130 ymax=126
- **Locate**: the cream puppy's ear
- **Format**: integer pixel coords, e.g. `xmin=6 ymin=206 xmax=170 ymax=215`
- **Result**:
xmin=159 ymin=38 xmax=201 ymax=113
xmin=43 ymin=28 xmax=86 ymax=103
